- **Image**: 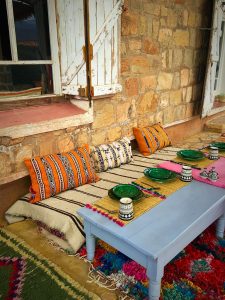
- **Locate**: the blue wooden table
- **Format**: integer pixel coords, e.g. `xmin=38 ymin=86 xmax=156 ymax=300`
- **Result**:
xmin=78 ymin=181 xmax=225 ymax=300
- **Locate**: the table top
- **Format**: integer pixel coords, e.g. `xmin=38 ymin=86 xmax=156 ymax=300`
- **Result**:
xmin=78 ymin=181 xmax=225 ymax=259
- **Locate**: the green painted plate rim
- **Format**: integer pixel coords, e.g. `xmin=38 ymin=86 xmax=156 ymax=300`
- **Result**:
xmin=144 ymin=168 xmax=177 ymax=183
xmin=210 ymin=142 xmax=225 ymax=150
xmin=108 ymin=188 xmax=143 ymax=201
xmin=112 ymin=184 xmax=140 ymax=199
xmin=177 ymin=149 xmax=205 ymax=161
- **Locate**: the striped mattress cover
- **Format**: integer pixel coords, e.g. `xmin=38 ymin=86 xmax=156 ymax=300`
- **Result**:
xmin=5 ymin=147 xmax=180 ymax=253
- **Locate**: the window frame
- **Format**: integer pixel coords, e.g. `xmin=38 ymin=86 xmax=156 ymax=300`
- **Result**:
xmin=0 ymin=0 xmax=61 ymax=99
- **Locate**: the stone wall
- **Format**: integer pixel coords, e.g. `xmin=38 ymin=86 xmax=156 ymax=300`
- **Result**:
xmin=0 ymin=0 xmax=213 ymax=181
xmin=120 ymin=0 xmax=212 ymax=126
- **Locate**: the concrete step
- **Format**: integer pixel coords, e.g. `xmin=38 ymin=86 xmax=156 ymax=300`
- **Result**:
xmin=204 ymin=113 xmax=225 ymax=133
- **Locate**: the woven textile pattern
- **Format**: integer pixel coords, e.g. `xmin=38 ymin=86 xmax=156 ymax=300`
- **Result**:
xmin=24 ymin=145 xmax=99 ymax=203
xmin=90 ymin=137 xmax=133 ymax=172
xmin=133 ymin=123 xmax=171 ymax=156
xmin=0 ymin=229 xmax=100 ymax=300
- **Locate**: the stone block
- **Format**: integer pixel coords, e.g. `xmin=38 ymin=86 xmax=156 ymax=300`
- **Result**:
xmin=181 ymin=68 xmax=189 ymax=87
xmin=188 ymin=12 xmax=196 ymax=27
xmin=93 ymin=102 xmax=115 ymax=129
xmin=116 ymin=101 xmax=133 ymax=122
xmin=152 ymin=19 xmax=160 ymax=39
xmin=121 ymin=59 xmax=130 ymax=74
xmin=172 ymin=72 xmax=180 ymax=90
xmin=38 ymin=132 xmax=57 ymax=155
xmin=174 ymin=105 xmax=186 ymax=121
xmin=144 ymin=3 xmax=160 ymax=15
xmin=130 ymin=56 xmax=149 ymax=74
xmin=142 ymin=38 xmax=159 ymax=55
xmin=184 ymin=49 xmax=193 ymax=68
xmin=173 ymin=49 xmax=183 ymax=68
xmin=157 ymin=72 xmax=173 ymax=90
xmin=122 ymin=12 xmax=138 ymax=36
xmin=107 ymin=127 xmax=122 ymax=142
xmin=186 ymin=103 xmax=195 ymax=118
xmin=0 ymin=137 xmax=12 ymax=146
xmin=140 ymin=75 xmax=157 ymax=92
xmin=190 ymin=29 xmax=196 ymax=47
xmin=120 ymin=42 xmax=127 ymax=55
xmin=159 ymin=92 xmax=170 ymax=109
xmin=161 ymin=51 xmax=167 ymax=69
xmin=173 ymin=30 xmax=189 ymax=47
xmin=182 ymin=10 xmax=188 ymax=26
xmin=170 ymin=89 xmax=182 ymax=105
xmin=57 ymin=136 xmax=74 ymax=153
xmin=15 ymin=145 xmax=33 ymax=172
xmin=155 ymin=111 xmax=164 ymax=124
xmin=163 ymin=106 xmax=175 ymax=124
xmin=186 ymin=86 xmax=193 ymax=102
xmin=137 ymin=114 xmax=155 ymax=127
xmin=139 ymin=16 xmax=147 ymax=35
xmin=137 ymin=91 xmax=158 ymax=114
xmin=91 ymin=130 xmax=107 ymax=146
xmin=160 ymin=18 xmax=166 ymax=27
xmin=167 ymin=9 xmax=177 ymax=28
xmin=159 ymin=28 xmax=172 ymax=44
xmin=125 ymin=77 xmax=139 ymax=97
xmin=129 ymin=39 xmax=142 ymax=51
xmin=76 ymin=131 xmax=90 ymax=147
xmin=0 ymin=152 xmax=12 ymax=178
xmin=161 ymin=6 xmax=168 ymax=17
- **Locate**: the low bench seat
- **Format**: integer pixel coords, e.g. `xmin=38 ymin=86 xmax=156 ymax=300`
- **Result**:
xmin=5 ymin=147 xmax=180 ymax=253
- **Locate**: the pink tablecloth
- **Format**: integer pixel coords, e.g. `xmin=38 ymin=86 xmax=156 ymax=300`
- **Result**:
xmin=158 ymin=157 xmax=225 ymax=188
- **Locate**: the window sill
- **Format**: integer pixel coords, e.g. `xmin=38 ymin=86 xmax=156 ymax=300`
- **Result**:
xmin=0 ymin=102 xmax=93 ymax=139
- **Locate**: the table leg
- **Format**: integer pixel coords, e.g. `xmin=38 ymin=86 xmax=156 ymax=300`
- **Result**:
xmin=216 ymin=212 xmax=225 ymax=238
xmin=147 ymin=258 xmax=164 ymax=300
xmin=84 ymin=222 xmax=96 ymax=261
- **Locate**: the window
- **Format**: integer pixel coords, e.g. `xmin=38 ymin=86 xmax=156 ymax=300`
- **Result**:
xmin=0 ymin=0 xmax=122 ymax=102
xmin=0 ymin=0 xmax=61 ymax=100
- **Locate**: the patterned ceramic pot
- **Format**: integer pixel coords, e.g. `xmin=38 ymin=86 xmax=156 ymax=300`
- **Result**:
xmin=209 ymin=146 xmax=219 ymax=160
xmin=119 ymin=198 xmax=133 ymax=221
xmin=180 ymin=165 xmax=192 ymax=182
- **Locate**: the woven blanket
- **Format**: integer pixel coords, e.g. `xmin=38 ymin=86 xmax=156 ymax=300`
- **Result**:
xmin=0 ymin=228 xmax=100 ymax=300
xmin=5 ymin=147 xmax=180 ymax=253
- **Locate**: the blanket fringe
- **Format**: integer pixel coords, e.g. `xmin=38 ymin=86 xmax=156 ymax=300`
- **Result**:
xmin=87 ymin=263 xmax=135 ymax=300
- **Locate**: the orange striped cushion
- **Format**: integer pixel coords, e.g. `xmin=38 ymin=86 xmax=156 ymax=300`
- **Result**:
xmin=24 ymin=145 xmax=99 ymax=203
xmin=133 ymin=123 xmax=171 ymax=156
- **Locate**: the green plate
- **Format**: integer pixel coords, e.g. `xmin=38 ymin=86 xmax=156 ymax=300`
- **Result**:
xmin=108 ymin=187 xmax=143 ymax=201
xmin=210 ymin=142 xmax=225 ymax=150
xmin=144 ymin=168 xmax=177 ymax=183
xmin=112 ymin=184 xmax=140 ymax=199
xmin=177 ymin=149 xmax=205 ymax=161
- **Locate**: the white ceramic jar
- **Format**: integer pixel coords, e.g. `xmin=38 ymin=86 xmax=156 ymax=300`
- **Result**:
xmin=180 ymin=165 xmax=192 ymax=182
xmin=119 ymin=197 xmax=134 ymax=220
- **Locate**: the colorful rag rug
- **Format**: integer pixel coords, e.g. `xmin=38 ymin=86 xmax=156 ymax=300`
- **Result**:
xmin=78 ymin=224 xmax=225 ymax=300
xmin=0 ymin=229 xmax=100 ymax=300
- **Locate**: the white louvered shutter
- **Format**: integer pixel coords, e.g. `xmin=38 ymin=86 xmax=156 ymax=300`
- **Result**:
xmin=201 ymin=0 xmax=224 ymax=117
xmin=56 ymin=0 xmax=123 ymax=96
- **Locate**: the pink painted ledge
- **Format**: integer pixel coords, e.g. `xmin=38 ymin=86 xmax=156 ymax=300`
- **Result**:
xmin=0 ymin=103 xmax=86 ymax=129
